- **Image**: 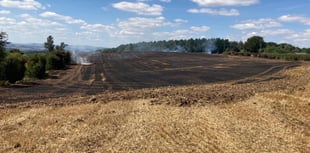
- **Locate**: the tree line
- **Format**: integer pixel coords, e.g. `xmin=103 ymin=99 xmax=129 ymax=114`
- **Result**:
xmin=0 ymin=32 xmax=71 ymax=85
xmin=101 ymin=36 xmax=310 ymax=59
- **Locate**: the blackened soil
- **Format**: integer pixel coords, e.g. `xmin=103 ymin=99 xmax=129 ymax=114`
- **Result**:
xmin=0 ymin=52 xmax=299 ymax=103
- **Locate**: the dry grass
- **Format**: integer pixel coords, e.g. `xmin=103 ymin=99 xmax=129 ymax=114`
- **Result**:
xmin=1 ymin=65 xmax=310 ymax=153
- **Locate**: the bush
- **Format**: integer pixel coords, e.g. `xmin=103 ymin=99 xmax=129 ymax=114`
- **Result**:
xmin=26 ymin=54 xmax=47 ymax=79
xmin=64 ymin=51 xmax=71 ymax=65
xmin=1 ymin=53 xmax=26 ymax=83
xmin=0 ymin=80 xmax=10 ymax=87
xmin=258 ymin=53 xmax=310 ymax=61
xmin=46 ymin=52 xmax=65 ymax=70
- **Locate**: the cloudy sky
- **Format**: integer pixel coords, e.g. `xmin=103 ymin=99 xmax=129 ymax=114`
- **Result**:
xmin=0 ymin=0 xmax=310 ymax=47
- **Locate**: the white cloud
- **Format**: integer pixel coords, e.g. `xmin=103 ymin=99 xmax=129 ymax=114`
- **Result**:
xmin=80 ymin=24 xmax=116 ymax=34
xmin=20 ymin=13 xmax=63 ymax=27
xmin=190 ymin=0 xmax=259 ymax=7
xmin=0 ymin=17 xmax=16 ymax=24
xmin=231 ymin=18 xmax=282 ymax=30
xmin=153 ymin=26 xmax=210 ymax=40
xmin=77 ymin=16 xmax=186 ymax=41
xmin=278 ymin=15 xmax=310 ymax=25
xmin=174 ymin=18 xmax=188 ymax=23
xmin=190 ymin=26 xmax=210 ymax=32
xmin=260 ymin=29 xmax=294 ymax=37
xmin=243 ymin=29 xmax=294 ymax=38
xmin=40 ymin=11 xmax=86 ymax=25
xmin=0 ymin=13 xmax=70 ymax=45
xmin=284 ymin=29 xmax=310 ymax=47
xmin=242 ymin=28 xmax=310 ymax=48
xmin=188 ymin=8 xmax=239 ymax=16
xmin=117 ymin=16 xmax=166 ymax=36
xmin=112 ymin=1 xmax=163 ymax=16
xmin=0 ymin=10 xmax=10 ymax=14
xmin=0 ymin=0 xmax=44 ymax=10
xmin=160 ymin=0 xmax=171 ymax=2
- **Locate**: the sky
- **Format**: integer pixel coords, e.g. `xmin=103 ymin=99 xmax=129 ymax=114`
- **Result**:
xmin=0 ymin=0 xmax=310 ymax=48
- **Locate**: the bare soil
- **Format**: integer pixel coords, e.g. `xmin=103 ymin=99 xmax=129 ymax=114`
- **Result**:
xmin=0 ymin=52 xmax=309 ymax=153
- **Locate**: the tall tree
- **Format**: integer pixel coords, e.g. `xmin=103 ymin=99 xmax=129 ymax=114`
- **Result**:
xmin=0 ymin=32 xmax=8 ymax=61
xmin=244 ymin=36 xmax=265 ymax=53
xmin=44 ymin=35 xmax=55 ymax=52
xmin=56 ymin=42 xmax=68 ymax=51
xmin=214 ymin=38 xmax=229 ymax=54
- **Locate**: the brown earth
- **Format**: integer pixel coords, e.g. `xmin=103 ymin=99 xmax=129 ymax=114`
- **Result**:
xmin=0 ymin=52 xmax=309 ymax=153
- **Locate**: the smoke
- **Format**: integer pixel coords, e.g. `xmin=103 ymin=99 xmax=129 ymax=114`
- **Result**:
xmin=70 ymin=50 xmax=93 ymax=65
xmin=204 ymin=39 xmax=216 ymax=54
xmin=79 ymin=57 xmax=92 ymax=65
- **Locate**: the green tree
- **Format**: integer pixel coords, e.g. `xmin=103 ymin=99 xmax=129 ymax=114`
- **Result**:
xmin=46 ymin=53 xmax=59 ymax=70
xmin=26 ymin=54 xmax=46 ymax=79
xmin=226 ymin=41 xmax=240 ymax=53
xmin=64 ymin=51 xmax=71 ymax=65
xmin=10 ymin=48 xmax=23 ymax=54
xmin=244 ymin=36 xmax=265 ymax=53
xmin=0 ymin=32 xmax=8 ymax=61
xmin=214 ymin=38 xmax=229 ymax=54
xmin=44 ymin=35 xmax=55 ymax=52
xmin=56 ymin=42 xmax=68 ymax=51
xmin=46 ymin=51 xmax=67 ymax=70
xmin=2 ymin=53 xmax=26 ymax=83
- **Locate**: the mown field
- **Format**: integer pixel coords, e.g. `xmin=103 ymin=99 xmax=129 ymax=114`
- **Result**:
xmin=0 ymin=52 xmax=309 ymax=153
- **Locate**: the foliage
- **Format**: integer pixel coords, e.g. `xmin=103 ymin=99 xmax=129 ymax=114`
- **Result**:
xmin=45 ymin=37 xmax=71 ymax=70
xmin=0 ymin=34 xmax=72 ymax=84
xmin=213 ymin=38 xmax=228 ymax=54
xmin=46 ymin=52 xmax=63 ymax=70
xmin=101 ymin=38 xmax=218 ymax=53
xmin=25 ymin=54 xmax=47 ymax=79
xmin=56 ymin=42 xmax=68 ymax=51
xmin=260 ymin=53 xmax=310 ymax=61
xmin=263 ymin=43 xmax=300 ymax=54
xmin=45 ymin=51 xmax=71 ymax=70
xmin=0 ymin=80 xmax=10 ymax=87
xmin=64 ymin=51 xmax=71 ymax=65
xmin=0 ymin=32 xmax=8 ymax=61
xmin=44 ymin=35 xmax=55 ymax=53
xmin=9 ymin=48 xmax=24 ymax=54
xmin=1 ymin=52 xmax=26 ymax=83
xmin=244 ymin=36 xmax=266 ymax=53
xmin=102 ymin=38 xmax=245 ymax=54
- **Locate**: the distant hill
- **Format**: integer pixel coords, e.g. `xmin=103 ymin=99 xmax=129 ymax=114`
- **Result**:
xmin=67 ymin=45 xmax=103 ymax=52
xmin=7 ymin=43 xmax=45 ymax=52
xmin=6 ymin=43 xmax=103 ymax=52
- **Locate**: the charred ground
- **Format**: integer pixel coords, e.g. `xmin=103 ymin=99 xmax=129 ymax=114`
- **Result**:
xmin=1 ymin=52 xmax=309 ymax=153
xmin=0 ymin=52 xmax=299 ymax=104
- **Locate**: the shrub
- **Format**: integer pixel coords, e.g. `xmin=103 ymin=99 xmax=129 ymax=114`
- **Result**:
xmin=0 ymin=80 xmax=10 ymax=87
xmin=64 ymin=51 xmax=71 ymax=65
xmin=26 ymin=54 xmax=47 ymax=79
xmin=1 ymin=53 xmax=26 ymax=83
xmin=46 ymin=52 xmax=65 ymax=70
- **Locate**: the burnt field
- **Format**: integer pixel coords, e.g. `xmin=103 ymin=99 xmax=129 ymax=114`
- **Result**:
xmin=0 ymin=52 xmax=298 ymax=103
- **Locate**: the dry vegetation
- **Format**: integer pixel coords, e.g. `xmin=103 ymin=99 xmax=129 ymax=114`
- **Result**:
xmin=0 ymin=54 xmax=309 ymax=153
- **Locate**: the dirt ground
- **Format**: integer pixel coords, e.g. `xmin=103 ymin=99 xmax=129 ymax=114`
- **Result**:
xmin=0 ymin=53 xmax=309 ymax=153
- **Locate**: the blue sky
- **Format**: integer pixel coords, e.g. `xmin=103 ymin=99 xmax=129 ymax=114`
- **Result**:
xmin=0 ymin=0 xmax=310 ymax=48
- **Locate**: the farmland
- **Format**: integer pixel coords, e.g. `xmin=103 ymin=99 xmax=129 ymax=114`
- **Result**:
xmin=0 ymin=52 xmax=309 ymax=153
xmin=0 ymin=52 xmax=299 ymax=103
